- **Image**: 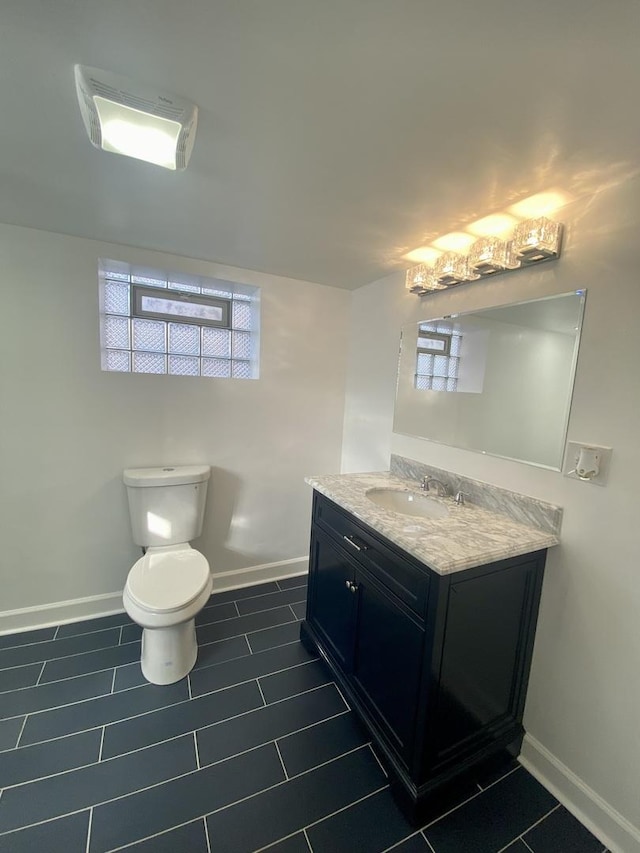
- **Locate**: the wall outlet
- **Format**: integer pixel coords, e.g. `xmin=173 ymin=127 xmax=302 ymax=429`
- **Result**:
xmin=563 ymin=442 xmax=612 ymax=486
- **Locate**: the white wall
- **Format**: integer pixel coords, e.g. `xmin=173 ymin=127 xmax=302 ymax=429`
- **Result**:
xmin=0 ymin=223 xmax=349 ymax=616
xmin=342 ymin=178 xmax=640 ymax=846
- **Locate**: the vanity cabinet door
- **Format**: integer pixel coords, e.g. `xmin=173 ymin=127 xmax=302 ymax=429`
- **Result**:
xmin=307 ymin=530 xmax=357 ymax=671
xmin=350 ymin=567 xmax=425 ymax=762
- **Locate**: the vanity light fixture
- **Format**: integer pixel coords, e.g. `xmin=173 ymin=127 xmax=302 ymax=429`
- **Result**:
xmin=405 ymin=264 xmax=448 ymax=294
xmin=406 ymin=215 xmax=564 ymax=296
xmin=468 ymin=236 xmax=519 ymax=276
xmin=74 ymin=65 xmax=198 ymax=170
xmin=511 ymin=216 xmax=563 ymax=263
xmin=433 ymin=251 xmax=477 ymax=286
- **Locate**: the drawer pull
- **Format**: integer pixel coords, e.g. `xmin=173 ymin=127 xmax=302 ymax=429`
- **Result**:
xmin=343 ymin=534 xmax=367 ymax=552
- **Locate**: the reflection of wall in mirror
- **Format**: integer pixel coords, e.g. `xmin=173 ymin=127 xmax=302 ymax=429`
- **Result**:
xmin=457 ymin=327 xmax=488 ymax=393
xmin=394 ymin=292 xmax=584 ymax=470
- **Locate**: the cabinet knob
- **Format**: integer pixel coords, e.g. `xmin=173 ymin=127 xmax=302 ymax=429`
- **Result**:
xmin=345 ymin=580 xmax=352 ymax=590
xmin=349 ymin=582 xmax=359 ymax=594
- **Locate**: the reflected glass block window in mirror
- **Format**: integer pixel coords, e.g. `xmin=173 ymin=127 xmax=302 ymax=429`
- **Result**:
xmin=415 ymin=322 xmax=461 ymax=392
xmin=99 ymin=260 xmax=260 ymax=379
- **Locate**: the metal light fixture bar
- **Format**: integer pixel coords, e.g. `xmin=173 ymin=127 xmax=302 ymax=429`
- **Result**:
xmin=406 ymin=216 xmax=563 ymax=296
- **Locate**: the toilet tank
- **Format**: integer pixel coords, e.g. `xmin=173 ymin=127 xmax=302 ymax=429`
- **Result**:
xmin=123 ymin=466 xmax=210 ymax=548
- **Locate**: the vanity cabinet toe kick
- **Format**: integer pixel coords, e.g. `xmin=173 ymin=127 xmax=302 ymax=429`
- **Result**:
xmin=300 ymin=491 xmax=546 ymax=823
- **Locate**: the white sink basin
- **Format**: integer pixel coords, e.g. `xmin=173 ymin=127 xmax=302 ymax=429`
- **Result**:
xmin=365 ymin=488 xmax=449 ymax=519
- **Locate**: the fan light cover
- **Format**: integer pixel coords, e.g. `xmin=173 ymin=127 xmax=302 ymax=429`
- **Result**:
xmin=74 ymin=65 xmax=198 ymax=170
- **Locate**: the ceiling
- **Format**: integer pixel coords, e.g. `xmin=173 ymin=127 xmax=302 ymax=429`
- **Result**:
xmin=1 ymin=0 xmax=639 ymax=289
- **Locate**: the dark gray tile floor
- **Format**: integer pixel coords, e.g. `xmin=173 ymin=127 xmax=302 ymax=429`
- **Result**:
xmin=0 ymin=576 xmax=607 ymax=853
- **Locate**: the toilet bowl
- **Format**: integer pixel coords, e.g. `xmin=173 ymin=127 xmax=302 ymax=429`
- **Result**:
xmin=123 ymin=544 xmax=212 ymax=685
xmin=122 ymin=464 xmax=212 ymax=686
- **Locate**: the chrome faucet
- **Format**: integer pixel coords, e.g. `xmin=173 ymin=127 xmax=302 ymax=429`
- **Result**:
xmin=421 ymin=476 xmax=449 ymax=497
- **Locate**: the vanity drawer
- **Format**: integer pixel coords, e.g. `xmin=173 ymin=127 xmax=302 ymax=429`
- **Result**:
xmin=313 ymin=493 xmax=429 ymax=616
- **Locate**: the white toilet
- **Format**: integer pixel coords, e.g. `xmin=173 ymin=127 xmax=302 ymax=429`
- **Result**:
xmin=122 ymin=465 xmax=213 ymax=685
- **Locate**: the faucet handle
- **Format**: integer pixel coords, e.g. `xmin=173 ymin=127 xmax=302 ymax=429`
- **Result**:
xmin=454 ymin=491 xmax=467 ymax=505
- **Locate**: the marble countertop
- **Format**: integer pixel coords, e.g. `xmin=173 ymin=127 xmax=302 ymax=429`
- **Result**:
xmin=305 ymin=471 xmax=559 ymax=576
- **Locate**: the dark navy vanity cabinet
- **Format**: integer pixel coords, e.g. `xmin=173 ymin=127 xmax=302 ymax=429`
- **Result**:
xmin=300 ymin=491 xmax=547 ymax=821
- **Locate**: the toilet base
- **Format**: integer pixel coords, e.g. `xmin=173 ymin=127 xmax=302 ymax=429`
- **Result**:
xmin=140 ymin=619 xmax=198 ymax=685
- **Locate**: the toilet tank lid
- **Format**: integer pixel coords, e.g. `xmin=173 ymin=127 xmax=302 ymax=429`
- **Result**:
xmin=123 ymin=465 xmax=210 ymax=487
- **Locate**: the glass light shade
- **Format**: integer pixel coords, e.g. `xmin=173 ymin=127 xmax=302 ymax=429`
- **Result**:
xmin=405 ymin=264 xmax=447 ymax=294
xmin=511 ymin=217 xmax=562 ymax=262
xmin=433 ymin=252 xmax=478 ymax=286
xmin=94 ymin=97 xmax=182 ymax=169
xmin=468 ymin=237 xmax=520 ymax=275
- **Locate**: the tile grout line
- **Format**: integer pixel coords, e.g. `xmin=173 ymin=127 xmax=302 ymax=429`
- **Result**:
xmin=110 ymin=668 xmax=117 ymax=694
xmin=85 ymin=806 xmax=93 ymax=853
xmin=421 ymin=765 xmax=523 ymax=833
xmin=193 ymin=731 xmax=201 ymax=770
xmin=203 ymin=816 xmax=212 ymax=853
xmin=233 ymin=601 xmax=241 ymax=618
xmin=255 ymin=678 xmax=267 ymax=708
xmin=187 ymin=675 xmax=193 ymax=701
xmin=98 ymin=726 xmax=106 ymax=762
xmin=14 ymin=714 xmax=29 ymax=749
xmin=2 ymin=689 xmax=350 ymax=791
xmin=1 ymin=670 xmax=335 ymax=759
xmin=53 ymin=626 xmax=60 ymax=639
xmin=0 ymin=610 xmax=301 ymax=677
xmin=331 ymin=679 xmax=352 ymax=711
xmin=494 ymin=803 xmax=561 ymax=853
xmin=296 ymin=784 xmax=390 ymax=843
xmin=381 ymin=830 xmax=425 ymax=853
xmin=34 ymin=661 xmax=47 ymax=686
xmin=0 ymin=638 xmax=132 ymax=675
xmin=0 ymin=629 xmax=273 ymax=697
xmin=367 ymin=743 xmax=388 ymax=778
xmin=0 ymin=644 xmax=324 ymax=755
xmin=0 ymin=664 xmax=127 ymax=698
xmin=273 ymin=739 xmax=289 ymax=780
xmin=420 ymin=831 xmax=438 ymax=853
xmin=0 ymin=603 xmax=298 ymax=671
xmin=303 ymin=828 xmax=313 ymax=851
xmin=245 ymin=632 xmax=254 ymax=654
xmin=0 ymin=743 xmax=378 ymax=842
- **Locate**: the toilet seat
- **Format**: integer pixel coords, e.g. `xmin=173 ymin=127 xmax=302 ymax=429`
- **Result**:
xmin=126 ymin=546 xmax=210 ymax=614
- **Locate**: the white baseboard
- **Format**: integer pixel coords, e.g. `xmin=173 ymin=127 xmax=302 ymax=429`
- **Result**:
xmin=0 ymin=592 xmax=125 ymax=636
xmin=0 ymin=556 xmax=308 ymax=637
xmin=520 ymin=733 xmax=640 ymax=853
xmin=210 ymin=556 xmax=308 ymax=593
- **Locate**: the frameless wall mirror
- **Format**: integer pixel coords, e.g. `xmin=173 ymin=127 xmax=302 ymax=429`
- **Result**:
xmin=393 ymin=291 xmax=586 ymax=470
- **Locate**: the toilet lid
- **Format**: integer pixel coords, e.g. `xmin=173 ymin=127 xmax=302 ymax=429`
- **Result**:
xmin=127 ymin=548 xmax=210 ymax=613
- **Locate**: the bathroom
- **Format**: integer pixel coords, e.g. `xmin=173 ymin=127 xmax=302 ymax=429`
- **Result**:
xmin=0 ymin=2 xmax=639 ymax=852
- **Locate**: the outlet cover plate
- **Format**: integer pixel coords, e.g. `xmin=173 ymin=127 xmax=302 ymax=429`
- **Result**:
xmin=563 ymin=441 xmax=612 ymax=486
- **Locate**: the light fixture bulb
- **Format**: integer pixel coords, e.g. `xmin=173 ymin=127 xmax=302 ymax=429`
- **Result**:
xmin=101 ymin=116 xmax=180 ymax=169
xmin=94 ymin=97 xmax=182 ymax=169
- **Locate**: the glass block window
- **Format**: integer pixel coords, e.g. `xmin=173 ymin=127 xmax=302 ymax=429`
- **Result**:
xmin=99 ymin=261 xmax=259 ymax=379
xmin=415 ymin=321 xmax=461 ymax=392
